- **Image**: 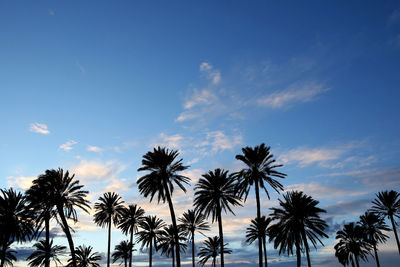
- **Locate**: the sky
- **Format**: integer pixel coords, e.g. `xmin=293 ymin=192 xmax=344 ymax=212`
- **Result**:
xmin=1 ymin=0 xmax=400 ymax=266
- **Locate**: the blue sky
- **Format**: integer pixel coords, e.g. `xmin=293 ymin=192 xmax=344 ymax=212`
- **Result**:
xmin=1 ymin=1 xmax=400 ymax=266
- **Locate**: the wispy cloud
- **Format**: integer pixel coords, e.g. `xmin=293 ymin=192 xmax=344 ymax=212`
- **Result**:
xmin=183 ymin=89 xmax=218 ymax=110
xmin=29 ymin=122 xmax=50 ymax=135
xmin=388 ymin=8 xmax=400 ymax=25
xmin=87 ymin=145 xmax=102 ymax=152
xmin=280 ymin=147 xmax=344 ymax=168
xmin=7 ymin=176 xmax=35 ymax=191
xmin=205 ymin=131 xmax=243 ymax=153
xmin=154 ymin=133 xmax=184 ymax=149
xmin=59 ymin=140 xmax=77 ymax=151
xmin=200 ymin=62 xmax=221 ymax=85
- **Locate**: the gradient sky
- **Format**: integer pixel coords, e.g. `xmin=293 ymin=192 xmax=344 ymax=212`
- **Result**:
xmin=1 ymin=1 xmax=400 ymax=266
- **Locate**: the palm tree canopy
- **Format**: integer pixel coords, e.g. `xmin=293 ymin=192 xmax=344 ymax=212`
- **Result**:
xmin=112 ymin=241 xmax=134 ymax=264
xmin=359 ymin=212 xmax=390 ymax=246
xmin=197 ymin=236 xmax=232 ymax=266
xmin=245 ymin=215 xmax=272 ymax=245
xmin=371 ymin=190 xmax=400 ymax=219
xmin=136 ymin=216 xmax=166 ymax=249
xmin=26 ymin=239 xmax=66 ymax=267
xmin=137 ymin=147 xmax=190 ymax=203
xmin=178 ymin=209 xmax=210 ymax=240
xmin=93 ymin=192 xmax=125 ymax=227
xmin=67 ymin=245 xmax=102 ymax=267
xmin=234 ymin=143 xmax=286 ymax=200
xmin=194 ymin=168 xmax=242 ymax=222
xmin=158 ymin=224 xmax=188 ymax=257
xmin=0 ymin=241 xmax=17 ymax=267
xmin=118 ymin=204 xmax=145 ymax=235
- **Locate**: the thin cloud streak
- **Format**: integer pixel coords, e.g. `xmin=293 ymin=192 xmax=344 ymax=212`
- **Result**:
xmin=29 ymin=122 xmax=50 ymax=134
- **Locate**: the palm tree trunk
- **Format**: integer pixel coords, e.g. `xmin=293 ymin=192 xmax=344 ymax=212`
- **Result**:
xmin=373 ymin=243 xmax=380 ymax=267
xmin=57 ymin=205 xmax=77 ymax=267
xmin=295 ymin=241 xmax=301 ymax=267
xmin=213 ymin=256 xmax=216 ymax=267
xmin=129 ymin=230 xmax=134 ymax=267
xmin=107 ymin=218 xmax=112 ymax=267
xmin=164 ymin=182 xmax=181 ymax=267
xmin=216 ymin=201 xmax=225 ymax=267
xmin=262 ymin=237 xmax=267 ymax=267
xmin=254 ymin=180 xmax=263 ymax=267
xmin=149 ymin=241 xmax=153 ymax=267
xmin=350 ymin=255 xmax=355 ymax=267
xmin=125 ymin=257 xmax=127 ymax=267
xmin=390 ymin=215 xmax=400 ymax=254
xmin=355 ymin=256 xmax=360 ymax=267
xmin=172 ymin=245 xmax=175 ymax=267
xmin=45 ymin=213 xmax=50 ymax=267
xmin=301 ymin=229 xmax=312 ymax=267
xmin=192 ymin=231 xmax=195 ymax=267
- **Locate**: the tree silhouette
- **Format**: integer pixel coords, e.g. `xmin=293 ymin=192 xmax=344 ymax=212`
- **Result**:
xmin=137 ymin=147 xmax=190 ymax=267
xmin=0 ymin=241 xmax=17 ymax=267
xmin=246 ymin=216 xmax=272 ymax=267
xmin=269 ymin=191 xmax=328 ymax=267
xmin=197 ymin=236 xmax=231 ymax=267
xmin=112 ymin=240 xmax=134 ymax=267
xmin=93 ymin=192 xmax=124 ymax=267
xmin=158 ymin=224 xmax=187 ymax=267
xmin=178 ymin=209 xmax=210 ymax=267
xmin=136 ymin=215 xmax=166 ymax=267
xmin=194 ymin=168 xmax=242 ymax=267
xmin=370 ymin=190 xmax=400 ymax=254
xmin=67 ymin=245 xmax=102 ymax=267
xmin=118 ymin=204 xmax=145 ymax=267
xmin=26 ymin=239 xmax=66 ymax=267
xmin=234 ymin=143 xmax=286 ymax=267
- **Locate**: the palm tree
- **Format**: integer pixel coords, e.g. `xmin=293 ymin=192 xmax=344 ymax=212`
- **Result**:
xmin=93 ymin=192 xmax=124 ymax=267
xmin=67 ymin=245 xmax=102 ymax=267
xmin=359 ymin=212 xmax=390 ymax=267
xmin=158 ymin=224 xmax=187 ymax=267
xmin=197 ymin=236 xmax=231 ymax=267
xmin=136 ymin=215 xmax=165 ymax=267
xmin=269 ymin=191 xmax=328 ymax=267
xmin=0 ymin=188 xmax=35 ymax=267
xmin=0 ymin=241 xmax=17 ymax=267
xmin=246 ymin=216 xmax=272 ymax=267
xmin=335 ymin=222 xmax=372 ymax=267
xmin=370 ymin=190 xmax=400 ymax=254
xmin=194 ymin=168 xmax=242 ymax=267
xmin=178 ymin=209 xmax=210 ymax=267
xmin=26 ymin=239 xmax=66 ymax=267
xmin=137 ymin=146 xmax=190 ymax=267
xmin=234 ymin=143 xmax=286 ymax=267
xmin=118 ymin=204 xmax=145 ymax=267
xmin=112 ymin=240 xmax=134 ymax=267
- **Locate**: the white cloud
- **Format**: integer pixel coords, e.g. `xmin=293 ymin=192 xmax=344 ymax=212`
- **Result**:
xmin=206 ymin=131 xmax=243 ymax=153
xmin=72 ymin=160 xmax=115 ymax=181
xmin=59 ymin=140 xmax=77 ymax=151
xmin=199 ymin=62 xmax=221 ymax=85
xmin=183 ymin=89 xmax=218 ymax=109
xmin=29 ymin=122 xmax=50 ymax=135
xmin=154 ymin=133 xmax=184 ymax=149
xmin=87 ymin=145 xmax=102 ymax=152
xmin=7 ymin=176 xmax=35 ymax=191
xmin=280 ymin=147 xmax=344 ymax=168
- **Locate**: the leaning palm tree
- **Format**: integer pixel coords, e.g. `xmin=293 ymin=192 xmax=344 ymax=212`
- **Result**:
xmin=137 ymin=146 xmax=190 ymax=267
xmin=197 ymin=236 xmax=232 ymax=267
xmin=136 ymin=215 xmax=165 ymax=267
xmin=194 ymin=168 xmax=242 ymax=267
xmin=234 ymin=143 xmax=286 ymax=267
xmin=112 ymin=240 xmax=134 ymax=267
xmin=370 ymin=190 xmax=400 ymax=254
xmin=67 ymin=245 xmax=102 ymax=267
xmin=178 ymin=209 xmax=210 ymax=267
xmin=359 ymin=212 xmax=390 ymax=267
xmin=246 ymin=216 xmax=272 ymax=267
xmin=26 ymin=239 xmax=66 ymax=267
xmin=0 ymin=241 xmax=17 ymax=267
xmin=269 ymin=191 xmax=328 ymax=267
xmin=117 ymin=204 xmax=145 ymax=267
xmin=158 ymin=224 xmax=187 ymax=267
xmin=93 ymin=192 xmax=124 ymax=267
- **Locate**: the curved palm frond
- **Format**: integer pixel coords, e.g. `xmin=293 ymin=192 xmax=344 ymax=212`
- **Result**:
xmin=67 ymin=245 xmax=102 ymax=267
xmin=197 ymin=236 xmax=231 ymax=267
xmin=112 ymin=240 xmax=134 ymax=267
xmin=27 ymin=239 xmax=66 ymax=267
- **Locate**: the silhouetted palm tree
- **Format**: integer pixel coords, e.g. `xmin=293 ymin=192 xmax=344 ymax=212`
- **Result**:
xmin=197 ymin=236 xmax=231 ymax=267
xmin=269 ymin=191 xmax=328 ymax=267
xmin=0 ymin=241 xmax=17 ymax=267
xmin=27 ymin=239 xmax=66 ymax=267
xmin=93 ymin=192 xmax=124 ymax=267
xmin=136 ymin=215 xmax=165 ymax=267
xmin=335 ymin=223 xmax=372 ymax=267
xmin=0 ymin=188 xmax=35 ymax=267
xmin=194 ymin=168 xmax=242 ymax=267
xmin=112 ymin=240 xmax=134 ymax=267
xmin=137 ymin=147 xmax=190 ymax=267
xmin=234 ymin=143 xmax=286 ymax=267
xmin=246 ymin=216 xmax=272 ymax=267
xmin=158 ymin=224 xmax=187 ymax=267
xmin=370 ymin=190 xmax=400 ymax=254
xmin=179 ymin=209 xmax=210 ymax=267
xmin=67 ymin=245 xmax=102 ymax=267
xmin=359 ymin=212 xmax=390 ymax=267
xmin=118 ymin=204 xmax=145 ymax=267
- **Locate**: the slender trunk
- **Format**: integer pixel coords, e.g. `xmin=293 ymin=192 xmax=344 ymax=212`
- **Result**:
xmin=262 ymin=237 xmax=267 ymax=267
xmin=390 ymin=215 xmax=400 ymax=254
xmin=125 ymin=257 xmax=127 ymax=267
xmin=57 ymin=205 xmax=76 ymax=267
xmin=301 ymin=228 xmax=312 ymax=267
xmin=295 ymin=241 xmax=301 ymax=267
xmin=172 ymin=245 xmax=175 ymax=267
xmin=355 ymin=255 xmax=360 ymax=267
xmin=164 ymin=182 xmax=181 ymax=267
xmin=129 ymin=230 xmax=134 ymax=267
xmin=192 ymin=231 xmax=195 ymax=267
xmin=213 ymin=256 xmax=216 ymax=267
xmin=45 ymin=213 xmax=50 ymax=267
xmin=373 ymin=243 xmax=380 ymax=267
xmin=254 ymin=180 xmax=263 ymax=267
xmin=350 ymin=255 xmax=355 ymax=267
xmin=149 ymin=240 xmax=153 ymax=267
xmin=107 ymin=218 xmax=112 ymax=267
xmin=216 ymin=201 xmax=225 ymax=267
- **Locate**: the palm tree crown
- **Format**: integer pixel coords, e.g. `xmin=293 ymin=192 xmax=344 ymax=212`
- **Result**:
xmin=67 ymin=245 xmax=102 ymax=267
xmin=112 ymin=240 xmax=134 ymax=267
xmin=158 ymin=224 xmax=187 ymax=267
xmin=0 ymin=241 xmax=17 ymax=267
xmin=26 ymin=239 xmax=66 ymax=267
xmin=197 ymin=236 xmax=232 ymax=267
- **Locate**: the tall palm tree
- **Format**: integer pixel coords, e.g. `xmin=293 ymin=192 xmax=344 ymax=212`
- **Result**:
xmin=0 ymin=241 xmax=17 ymax=267
xmin=0 ymin=188 xmax=35 ymax=267
xmin=197 ymin=236 xmax=231 ymax=267
xmin=370 ymin=190 xmax=400 ymax=254
xmin=137 ymin=146 xmax=190 ymax=267
xmin=194 ymin=168 xmax=242 ymax=267
xmin=269 ymin=191 xmax=328 ymax=267
xmin=93 ymin=192 xmax=124 ymax=267
xmin=178 ymin=209 xmax=210 ymax=267
xmin=67 ymin=245 xmax=102 ymax=267
xmin=359 ymin=212 xmax=390 ymax=267
xmin=118 ymin=204 xmax=145 ymax=267
xmin=234 ymin=143 xmax=286 ymax=267
xmin=26 ymin=239 xmax=66 ymax=267
xmin=136 ymin=215 xmax=165 ymax=267
xmin=246 ymin=216 xmax=272 ymax=267
xmin=158 ymin=224 xmax=188 ymax=267
xmin=112 ymin=240 xmax=134 ymax=267
xmin=335 ymin=223 xmax=372 ymax=267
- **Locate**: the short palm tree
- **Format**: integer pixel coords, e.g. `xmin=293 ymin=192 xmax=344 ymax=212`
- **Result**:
xmin=27 ymin=239 xmax=66 ymax=267
xmin=112 ymin=240 xmax=134 ymax=267
xmin=246 ymin=216 xmax=272 ymax=267
xmin=234 ymin=143 xmax=286 ymax=267
xmin=0 ymin=241 xmax=17 ymax=267
xmin=269 ymin=191 xmax=328 ymax=267
xmin=136 ymin=215 xmax=166 ymax=267
xmin=137 ymin=147 xmax=190 ymax=267
xmin=178 ymin=209 xmax=210 ymax=267
xmin=93 ymin=192 xmax=124 ymax=267
xmin=118 ymin=204 xmax=145 ymax=267
xmin=370 ymin=190 xmax=400 ymax=254
xmin=194 ymin=168 xmax=242 ymax=267
xmin=67 ymin=245 xmax=102 ymax=267
xmin=158 ymin=224 xmax=188 ymax=267
xmin=197 ymin=236 xmax=231 ymax=267
xmin=359 ymin=212 xmax=390 ymax=267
